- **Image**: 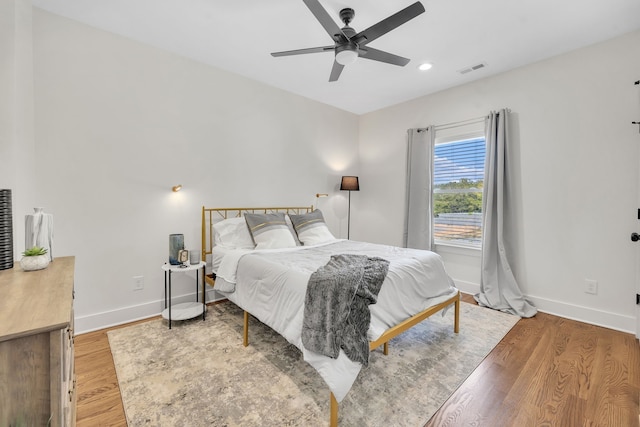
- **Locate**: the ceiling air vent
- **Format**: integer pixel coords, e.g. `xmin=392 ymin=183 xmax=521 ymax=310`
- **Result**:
xmin=458 ymin=62 xmax=488 ymax=75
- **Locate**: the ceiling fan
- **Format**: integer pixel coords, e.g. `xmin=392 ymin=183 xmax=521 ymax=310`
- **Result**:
xmin=271 ymin=0 xmax=425 ymax=82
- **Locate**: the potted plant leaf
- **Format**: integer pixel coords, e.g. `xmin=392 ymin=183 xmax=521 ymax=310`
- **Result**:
xmin=20 ymin=246 xmax=50 ymax=271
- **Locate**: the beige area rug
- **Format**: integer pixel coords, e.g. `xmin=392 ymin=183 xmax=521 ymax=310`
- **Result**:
xmin=108 ymin=301 xmax=519 ymax=427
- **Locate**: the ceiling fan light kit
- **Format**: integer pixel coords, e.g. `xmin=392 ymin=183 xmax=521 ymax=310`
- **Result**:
xmin=271 ymin=0 xmax=426 ymax=82
xmin=335 ymin=46 xmax=358 ymax=65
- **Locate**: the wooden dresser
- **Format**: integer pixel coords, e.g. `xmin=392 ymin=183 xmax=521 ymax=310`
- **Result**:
xmin=0 ymin=256 xmax=76 ymax=427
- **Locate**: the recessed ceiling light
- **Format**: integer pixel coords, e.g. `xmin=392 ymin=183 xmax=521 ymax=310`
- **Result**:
xmin=418 ymin=62 xmax=433 ymax=71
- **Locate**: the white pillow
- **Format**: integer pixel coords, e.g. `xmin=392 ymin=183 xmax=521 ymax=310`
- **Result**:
xmin=244 ymin=212 xmax=297 ymax=249
xmin=296 ymin=226 xmax=336 ymax=246
xmin=289 ymin=210 xmax=336 ymax=246
xmin=213 ymin=217 xmax=255 ymax=249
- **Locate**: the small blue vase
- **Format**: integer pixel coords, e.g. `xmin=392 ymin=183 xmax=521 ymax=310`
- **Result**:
xmin=169 ymin=234 xmax=184 ymax=265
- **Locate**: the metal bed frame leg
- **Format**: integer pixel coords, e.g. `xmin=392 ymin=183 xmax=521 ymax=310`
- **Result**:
xmin=243 ymin=311 xmax=249 ymax=347
xmin=454 ymin=291 xmax=460 ymax=333
xmin=330 ymin=392 xmax=338 ymax=427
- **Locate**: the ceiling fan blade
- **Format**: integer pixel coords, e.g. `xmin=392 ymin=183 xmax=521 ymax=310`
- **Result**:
xmin=358 ymin=46 xmax=410 ymax=66
xmin=271 ymin=46 xmax=334 ymax=57
xmin=329 ymin=60 xmax=344 ymax=82
xmin=354 ymin=1 xmax=425 ymax=46
xmin=303 ymin=0 xmax=347 ymax=42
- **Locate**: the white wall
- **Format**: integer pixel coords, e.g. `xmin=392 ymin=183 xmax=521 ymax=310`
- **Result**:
xmin=357 ymin=30 xmax=640 ymax=333
xmin=32 ymin=9 xmax=359 ymax=333
xmin=0 ymin=0 xmax=36 ymax=259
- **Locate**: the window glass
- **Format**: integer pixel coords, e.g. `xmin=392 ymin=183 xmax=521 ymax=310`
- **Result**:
xmin=433 ymin=136 xmax=485 ymax=247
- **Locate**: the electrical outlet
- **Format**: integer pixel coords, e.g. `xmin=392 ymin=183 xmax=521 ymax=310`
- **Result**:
xmin=133 ymin=276 xmax=144 ymax=291
xmin=585 ymin=279 xmax=598 ymax=295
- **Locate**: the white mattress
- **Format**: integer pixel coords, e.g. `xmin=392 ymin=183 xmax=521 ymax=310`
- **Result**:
xmin=212 ymin=239 xmax=458 ymax=402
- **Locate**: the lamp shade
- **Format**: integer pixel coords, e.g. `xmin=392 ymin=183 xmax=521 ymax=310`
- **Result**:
xmin=340 ymin=176 xmax=360 ymax=191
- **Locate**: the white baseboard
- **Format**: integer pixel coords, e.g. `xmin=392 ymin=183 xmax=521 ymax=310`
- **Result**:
xmin=526 ymin=294 xmax=635 ymax=335
xmin=452 ymin=279 xmax=480 ymax=296
xmin=75 ymin=288 xmax=226 ymax=335
xmin=452 ymin=278 xmax=636 ymax=335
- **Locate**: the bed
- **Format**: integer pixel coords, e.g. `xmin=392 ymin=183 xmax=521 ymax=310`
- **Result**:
xmin=201 ymin=206 xmax=460 ymax=426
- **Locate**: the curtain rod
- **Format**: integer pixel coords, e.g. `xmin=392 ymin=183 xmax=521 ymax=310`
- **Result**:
xmin=415 ymin=115 xmax=485 ymax=133
xmin=433 ymin=115 xmax=487 ymax=131
xmin=416 ymin=109 xmax=511 ymax=133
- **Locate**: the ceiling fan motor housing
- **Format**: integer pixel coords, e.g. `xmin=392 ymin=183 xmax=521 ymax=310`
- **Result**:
xmin=340 ymin=25 xmax=356 ymax=40
xmin=336 ymin=41 xmax=358 ymax=53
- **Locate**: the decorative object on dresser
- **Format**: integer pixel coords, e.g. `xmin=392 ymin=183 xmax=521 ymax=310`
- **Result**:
xmin=25 ymin=207 xmax=54 ymax=262
xmin=19 ymin=246 xmax=50 ymax=271
xmin=340 ymin=175 xmax=359 ymax=239
xmin=0 ymin=256 xmax=76 ymax=427
xmin=0 ymin=189 xmax=13 ymax=271
xmin=168 ymin=233 xmax=185 ymax=265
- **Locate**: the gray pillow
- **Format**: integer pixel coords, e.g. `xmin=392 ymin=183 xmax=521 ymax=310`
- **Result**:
xmin=289 ymin=210 xmax=336 ymax=245
xmin=245 ymin=212 xmax=297 ymax=249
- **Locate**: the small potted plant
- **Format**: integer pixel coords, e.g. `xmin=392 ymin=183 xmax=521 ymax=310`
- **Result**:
xmin=20 ymin=246 xmax=50 ymax=271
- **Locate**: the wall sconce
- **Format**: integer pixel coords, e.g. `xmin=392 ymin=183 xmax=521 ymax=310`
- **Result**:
xmin=314 ymin=193 xmax=328 ymax=210
xmin=340 ymin=176 xmax=359 ymax=239
xmin=172 ymin=185 xmax=182 ymax=192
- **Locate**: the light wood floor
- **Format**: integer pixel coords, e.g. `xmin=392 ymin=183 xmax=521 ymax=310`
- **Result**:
xmin=74 ymin=295 xmax=640 ymax=426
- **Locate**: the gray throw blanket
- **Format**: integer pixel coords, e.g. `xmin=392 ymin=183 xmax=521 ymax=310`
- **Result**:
xmin=302 ymin=254 xmax=390 ymax=367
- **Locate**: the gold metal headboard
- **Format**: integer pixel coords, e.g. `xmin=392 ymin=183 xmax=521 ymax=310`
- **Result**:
xmin=201 ymin=206 xmax=313 ymax=262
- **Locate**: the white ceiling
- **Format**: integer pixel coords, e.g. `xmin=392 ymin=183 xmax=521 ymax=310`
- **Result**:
xmin=31 ymin=0 xmax=640 ymax=115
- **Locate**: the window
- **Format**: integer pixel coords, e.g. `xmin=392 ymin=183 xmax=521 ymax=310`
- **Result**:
xmin=433 ymin=135 xmax=485 ymax=247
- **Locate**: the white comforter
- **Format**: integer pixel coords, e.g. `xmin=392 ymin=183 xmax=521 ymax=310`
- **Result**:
xmin=213 ymin=239 xmax=457 ymax=402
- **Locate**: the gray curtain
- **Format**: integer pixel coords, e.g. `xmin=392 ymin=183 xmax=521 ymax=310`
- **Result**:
xmin=475 ymin=110 xmax=536 ymax=317
xmin=404 ymin=127 xmax=434 ymax=250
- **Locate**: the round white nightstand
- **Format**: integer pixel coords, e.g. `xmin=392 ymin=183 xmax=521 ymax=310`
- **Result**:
xmin=161 ymin=261 xmax=206 ymax=329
